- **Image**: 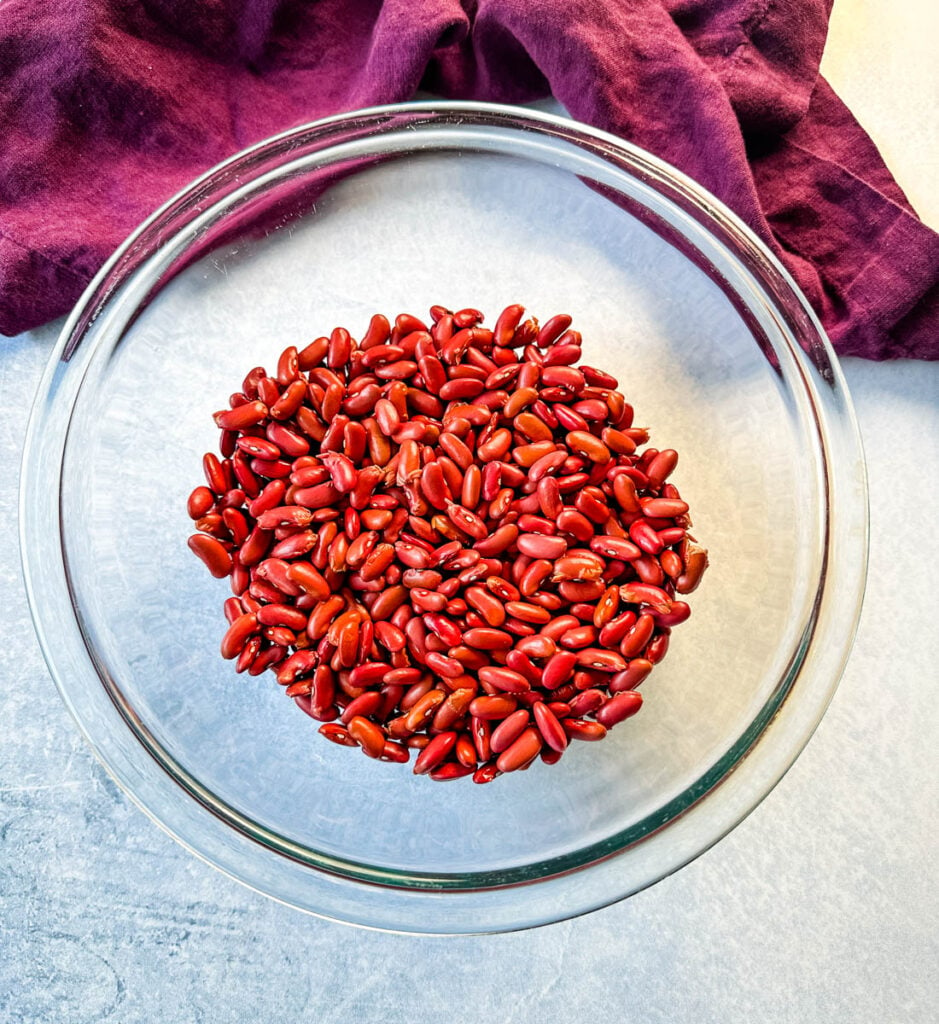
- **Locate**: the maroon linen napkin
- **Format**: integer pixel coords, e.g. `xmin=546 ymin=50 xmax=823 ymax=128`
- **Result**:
xmin=1 ymin=0 xmax=936 ymax=358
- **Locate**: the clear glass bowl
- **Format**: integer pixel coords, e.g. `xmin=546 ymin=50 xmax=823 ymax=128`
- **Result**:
xmin=20 ymin=102 xmax=868 ymax=934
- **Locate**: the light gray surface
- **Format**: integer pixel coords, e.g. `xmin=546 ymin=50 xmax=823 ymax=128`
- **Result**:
xmin=2 ymin=318 xmax=937 ymax=1022
xmin=5 ymin=0 xmax=939 ymax=1010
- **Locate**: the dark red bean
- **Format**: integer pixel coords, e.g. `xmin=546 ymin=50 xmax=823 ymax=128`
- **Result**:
xmin=473 ymin=763 xmax=501 ymax=784
xmin=429 ymin=762 xmax=476 ymax=781
xmin=319 ymin=723 xmax=357 ymax=747
xmin=596 ymin=691 xmax=643 ymax=728
xmin=477 ymin=666 xmax=531 ymax=693
xmin=490 ymin=709 xmax=531 ymax=753
xmin=563 ymin=718 xmax=607 ymax=742
xmin=496 ymin=727 xmax=542 ymax=772
xmin=348 ymin=716 xmax=386 ymax=758
xmin=619 ymin=613 xmax=656 ymax=658
xmin=469 ymin=695 xmax=518 ymax=720
xmin=187 ymin=486 xmax=215 ymax=520
xmin=220 ymin=613 xmax=258 ymax=660
xmin=533 ymin=701 xmax=568 ymax=752
xmin=610 ymin=659 xmax=654 ymax=692
xmin=213 ymin=401 xmax=268 ymax=431
xmin=188 ymin=534 xmax=233 ymax=578
xmin=516 ymin=533 xmax=567 ymax=559
xmin=413 ymin=731 xmax=458 ymax=774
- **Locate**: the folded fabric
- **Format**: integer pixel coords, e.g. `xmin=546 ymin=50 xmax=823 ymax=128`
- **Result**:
xmin=0 ymin=0 xmax=935 ymax=357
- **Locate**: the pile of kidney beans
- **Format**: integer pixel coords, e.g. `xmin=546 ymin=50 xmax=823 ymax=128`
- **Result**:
xmin=188 ymin=304 xmax=707 ymax=783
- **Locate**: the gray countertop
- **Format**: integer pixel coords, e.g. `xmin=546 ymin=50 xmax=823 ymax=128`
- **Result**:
xmin=2 ymin=3 xmax=937 ymax=1020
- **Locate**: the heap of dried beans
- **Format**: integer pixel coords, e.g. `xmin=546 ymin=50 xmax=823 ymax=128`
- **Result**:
xmin=187 ymin=305 xmax=707 ymax=782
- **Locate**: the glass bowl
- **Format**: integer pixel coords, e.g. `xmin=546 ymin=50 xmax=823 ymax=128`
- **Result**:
xmin=20 ymin=102 xmax=868 ymax=934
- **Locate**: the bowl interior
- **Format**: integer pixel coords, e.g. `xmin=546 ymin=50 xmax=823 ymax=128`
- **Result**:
xmin=60 ymin=140 xmax=822 ymax=879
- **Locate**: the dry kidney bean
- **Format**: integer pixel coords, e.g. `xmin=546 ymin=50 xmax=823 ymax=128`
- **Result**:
xmin=533 ymin=701 xmax=568 ymax=752
xmin=188 ymin=304 xmax=707 ymax=782
xmin=595 ymin=691 xmax=643 ymax=728
xmin=188 ymin=534 xmax=233 ymax=579
xmin=496 ymin=727 xmax=543 ymax=773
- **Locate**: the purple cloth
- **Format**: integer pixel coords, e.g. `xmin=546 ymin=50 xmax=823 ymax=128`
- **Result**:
xmin=1 ymin=0 xmax=936 ymax=358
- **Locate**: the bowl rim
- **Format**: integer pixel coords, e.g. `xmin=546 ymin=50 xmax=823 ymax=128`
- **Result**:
xmin=20 ymin=99 xmax=869 ymax=933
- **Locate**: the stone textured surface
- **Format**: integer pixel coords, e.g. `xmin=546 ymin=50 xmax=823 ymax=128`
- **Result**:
xmin=2 ymin=4 xmax=937 ymax=1020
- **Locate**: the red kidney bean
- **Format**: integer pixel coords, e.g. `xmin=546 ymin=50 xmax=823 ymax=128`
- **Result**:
xmin=589 ymin=535 xmax=641 ymax=561
xmin=256 ymin=604 xmax=308 ymax=631
xmin=645 ymin=630 xmax=671 ymax=664
xmin=223 ymin=596 xmax=243 ymax=624
xmin=490 ymin=709 xmax=531 ymax=753
xmin=403 ymin=689 xmax=446 ymax=731
xmin=612 ymin=473 xmax=641 ymax=513
xmin=340 ymin=690 xmax=383 ymax=725
xmin=276 ymin=649 xmax=318 ymax=686
xmin=461 ymin=627 xmax=512 ymax=651
xmin=652 ymin=601 xmax=691 ymax=627
xmin=533 ymin=701 xmax=568 ymax=752
xmin=428 ymin=762 xmax=475 ymax=781
xmin=619 ymin=613 xmax=656 ymax=658
xmin=188 ymin=534 xmax=233 ymax=578
xmin=516 ymin=534 xmax=567 ymax=559
xmin=469 ymin=695 xmax=517 ymax=720
xmin=235 ymin=635 xmax=262 ymax=674
xmin=642 ymin=497 xmax=689 ymax=518
xmin=541 ymin=650 xmax=577 ymax=689
xmin=194 ymin=513 xmax=226 ymax=541
xmin=213 ymin=401 xmax=268 ymax=431
xmin=628 ymin=518 xmax=665 ymax=555
xmin=675 ymin=537 xmax=709 ymax=594
xmin=454 ymin=735 xmax=478 ymax=768
xmin=567 ymin=688 xmax=606 ymax=716
xmin=473 ymin=762 xmax=501 ymax=784
xmin=566 ymin=430 xmax=611 ymax=464
xmin=348 ymin=716 xmax=386 ymax=758
xmin=659 ymin=549 xmax=683 ymax=578
xmin=413 ymin=730 xmax=458 ymax=774
xmin=432 ymin=688 xmax=476 ymax=731
xmin=575 ymin=648 xmax=627 ymax=672
xmin=269 ymin=530 xmax=316 ymax=560
xmin=477 ymin=666 xmax=531 ymax=693
xmin=464 ymin=586 xmax=506 ymax=627
xmin=563 ymin=718 xmax=607 ymax=742
xmin=503 ymin=601 xmax=550 ymax=625
xmin=496 ymin=727 xmax=542 ymax=772
xmin=319 ymin=723 xmax=357 ymax=747
xmin=645 ymin=449 xmax=678 ymax=491
xmin=423 ymin=613 xmax=462 ymax=647
xmin=596 ymin=691 xmax=643 ymax=728
xmin=505 ymin=650 xmax=541 ymax=684
xmin=222 ymin=508 xmax=249 ymax=545
xmin=263 ymin=625 xmax=295 ymax=648
xmin=380 ymin=740 xmax=410 ymax=764
xmin=473 ymin=523 xmax=519 ymax=557
xmin=559 ymin=624 xmax=597 ymax=649
xmin=249 ymin=644 xmax=285 ymax=677
xmin=220 ymin=613 xmax=258 ymax=659
xmin=535 ymin=314 xmax=572 ymax=349
xmin=424 ymin=651 xmax=464 ymax=678
xmin=187 ymin=486 xmax=215 ymax=520
xmin=619 ymin=583 xmax=673 ymax=614
xmin=610 ymin=658 xmax=654 ymax=692
xmin=633 ymin=553 xmax=666 ymax=586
